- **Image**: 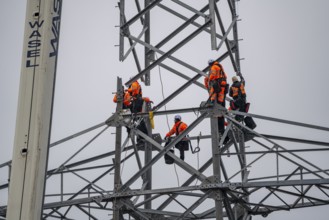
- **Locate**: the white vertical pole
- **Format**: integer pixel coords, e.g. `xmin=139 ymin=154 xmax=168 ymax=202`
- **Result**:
xmin=7 ymin=0 xmax=62 ymax=219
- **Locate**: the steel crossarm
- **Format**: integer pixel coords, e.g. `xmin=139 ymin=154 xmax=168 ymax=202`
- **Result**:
xmin=40 ymin=178 xmax=329 ymax=211
xmin=262 ymin=134 xmax=329 ymax=147
xmin=230 ymin=110 xmax=329 ymax=132
xmin=225 ymin=115 xmax=329 ymax=179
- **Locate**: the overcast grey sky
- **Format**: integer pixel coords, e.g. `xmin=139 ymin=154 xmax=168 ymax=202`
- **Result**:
xmin=1 ymin=0 xmax=329 ymax=219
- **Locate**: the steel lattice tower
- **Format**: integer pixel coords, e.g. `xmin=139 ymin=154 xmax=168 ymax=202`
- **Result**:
xmin=1 ymin=1 xmax=329 ymax=220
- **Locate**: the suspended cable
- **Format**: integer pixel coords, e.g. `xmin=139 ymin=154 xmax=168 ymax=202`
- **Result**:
xmin=155 ymin=53 xmax=180 ymax=187
xmin=156 ymin=53 xmax=170 ymax=131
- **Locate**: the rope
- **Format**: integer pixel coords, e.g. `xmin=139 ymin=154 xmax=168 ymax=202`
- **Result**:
xmin=194 ymin=132 xmax=201 ymax=186
xmin=156 ymin=53 xmax=180 ymax=187
xmin=156 ymin=54 xmax=170 ymax=131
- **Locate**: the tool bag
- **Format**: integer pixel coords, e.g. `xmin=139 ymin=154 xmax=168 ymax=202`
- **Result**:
xmin=244 ymin=116 xmax=256 ymax=130
xmin=175 ymin=140 xmax=189 ymax=151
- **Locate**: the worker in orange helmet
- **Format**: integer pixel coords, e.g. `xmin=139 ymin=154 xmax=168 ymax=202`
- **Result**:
xmin=229 ymin=75 xmax=247 ymax=121
xmin=204 ymin=59 xmax=228 ymax=106
xmin=127 ymin=80 xmax=144 ymax=114
xmin=127 ymin=80 xmax=155 ymax=145
xmin=113 ymin=86 xmax=132 ymax=109
xmin=127 ymin=80 xmax=142 ymax=97
xmin=165 ymin=115 xmax=189 ymax=161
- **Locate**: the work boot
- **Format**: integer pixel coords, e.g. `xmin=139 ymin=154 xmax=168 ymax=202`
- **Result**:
xmin=206 ymin=100 xmax=214 ymax=107
xmin=235 ymin=115 xmax=244 ymax=122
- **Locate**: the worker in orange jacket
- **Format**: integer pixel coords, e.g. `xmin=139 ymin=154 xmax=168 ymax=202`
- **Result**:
xmin=165 ymin=115 xmax=189 ymax=161
xmin=127 ymin=80 xmax=155 ymax=145
xmin=229 ymin=75 xmax=247 ymax=122
xmin=204 ymin=59 xmax=228 ymax=106
xmin=113 ymin=87 xmax=132 ymax=109
xmin=205 ymin=59 xmax=229 ymax=139
xmin=127 ymin=80 xmax=145 ymax=114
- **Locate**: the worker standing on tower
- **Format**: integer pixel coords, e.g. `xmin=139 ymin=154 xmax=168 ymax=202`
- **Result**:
xmin=229 ymin=75 xmax=256 ymax=129
xmin=127 ymin=80 xmax=154 ymax=145
xmin=128 ymin=80 xmax=143 ymax=113
xmin=205 ymin=59 xmax=229 ymax=137
xmin=165 ymin=115 xmax=189 ymax=161
xmin=229 ymin=75 xmax=247 ymax=121
xmin=204 ymin=59 xmax=228 ymax=106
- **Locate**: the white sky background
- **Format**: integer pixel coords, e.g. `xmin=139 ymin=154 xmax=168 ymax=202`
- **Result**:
xmin=1 ymin=0 xmax=329 ymax=219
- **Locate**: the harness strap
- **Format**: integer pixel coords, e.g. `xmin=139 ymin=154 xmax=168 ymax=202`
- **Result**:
xmin=175 ymin=122 xmax=182 ymax=136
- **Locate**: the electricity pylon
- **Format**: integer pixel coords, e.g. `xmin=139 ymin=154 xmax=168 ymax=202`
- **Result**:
xmin=1 ymin=1 xmax=329 ymax=220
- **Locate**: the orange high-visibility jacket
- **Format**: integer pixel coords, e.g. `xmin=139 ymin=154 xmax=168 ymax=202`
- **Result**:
xmin=166 ymin=121 xmax=188 ymax=137
xmin=229 ymin=81 xmax=246 ymax=99
xmin=128 ymin=81 xmax=142 ymax=97
xmin=113 ymin=91 xmax=132 ymax=107
xmin=204 ymin=62 xmax=227 ymax=89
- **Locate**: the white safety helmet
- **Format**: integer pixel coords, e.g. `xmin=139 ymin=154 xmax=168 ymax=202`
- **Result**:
xmin=232 ymin=76 xmax=239 ymax=82
xmin=208 ymin=59 xmax=215 ymax=65
xmin=174 ymin=115 xmax=181 ymax=121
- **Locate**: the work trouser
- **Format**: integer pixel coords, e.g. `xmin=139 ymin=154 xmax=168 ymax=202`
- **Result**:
xmin=136 ymin=119 xmax=148 ymax=144
xmin=131 ymin=95 xmax=144 ymax=113
xmin=230 ymin=98 xmax=246 ymax=122
xmin=175 ymin=140 xmax=189 ymax=160
xmin=230 ymin=98 xmax=246 ymax=111
xmin=209 ymin=85 xmax=226 ymax=104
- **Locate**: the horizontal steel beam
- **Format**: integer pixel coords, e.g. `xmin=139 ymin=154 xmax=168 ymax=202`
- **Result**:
xmin=42 ymin=178 xmax=329 ymax=210
xmin=231 ymin=110 xmax=329 ymax=132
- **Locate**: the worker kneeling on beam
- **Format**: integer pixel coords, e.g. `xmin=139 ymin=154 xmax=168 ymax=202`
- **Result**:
xmin=164 ymin=115 xmax=189 ymax=161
